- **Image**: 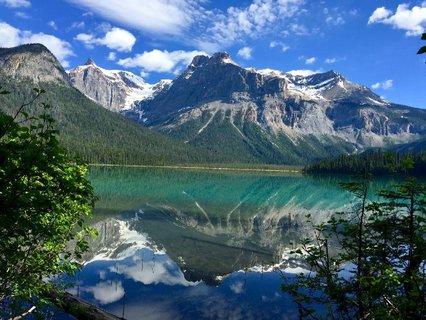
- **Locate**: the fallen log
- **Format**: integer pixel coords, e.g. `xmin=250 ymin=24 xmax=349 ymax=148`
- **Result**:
xmin=49 ymin=290 xmax=125 ymax=320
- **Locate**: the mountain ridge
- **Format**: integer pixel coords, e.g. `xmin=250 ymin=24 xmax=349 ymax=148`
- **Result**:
xmin=68 ymin=59 xmax=172 ymax=112
xmin=119 ymin=52 xmax=426 ymax=163
xmin=3 ymin=44 xmax=426 ymax=165
xmin=0 ymin=44 xmax=220 ymax=165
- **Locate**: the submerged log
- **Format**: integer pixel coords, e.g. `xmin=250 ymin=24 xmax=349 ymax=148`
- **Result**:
xmin=49 ymin=290 xmax=125 ymax=320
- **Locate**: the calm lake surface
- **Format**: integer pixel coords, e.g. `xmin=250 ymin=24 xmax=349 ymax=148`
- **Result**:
xmin=67 ymin=167 xmax=402 ymax=320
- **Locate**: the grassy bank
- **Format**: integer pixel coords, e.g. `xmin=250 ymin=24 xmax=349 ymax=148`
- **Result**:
xmin=89 ymin=163 xmax=303 ymax=174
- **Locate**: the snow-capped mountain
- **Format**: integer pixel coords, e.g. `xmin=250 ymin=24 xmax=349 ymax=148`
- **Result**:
xmin=122 ymin=52 xmax=426 ymax=164
xmin=68 ymin=59 xmax=171 ymax=112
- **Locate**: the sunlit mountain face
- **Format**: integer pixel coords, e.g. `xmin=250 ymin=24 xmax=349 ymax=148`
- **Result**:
xmin=62 ymin=167 xmax=401 ymax=319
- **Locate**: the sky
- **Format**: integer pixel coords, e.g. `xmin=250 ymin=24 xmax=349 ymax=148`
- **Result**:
xmin=0 ymin=0 xmax=425 ymax=108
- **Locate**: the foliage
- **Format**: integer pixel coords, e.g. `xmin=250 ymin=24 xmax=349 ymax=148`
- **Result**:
xmin=418 ymin=33 xmax=426 ymax=57
xmin=282 ymin=167 xmax=426 ymax=319
xmin=0 ymin=88 xmax=97 ymax=317
xmin=305 ymin=149 xmax=426 ymax=175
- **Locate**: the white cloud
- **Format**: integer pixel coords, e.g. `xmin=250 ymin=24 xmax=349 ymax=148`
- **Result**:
xmin=15 ymin=11 xmax=30 ymax=19
xmin=283 ymin=23 xmax=310 ymax=36
xmin=0 ymin=22 xmax=21 ymax=47
xmin=325 ymin=57 xmax=337 ymax=64
xmin=140 ymin=71 xmax=149 ymax=78
xmin=237 ymin=46 xmax=252 ymax=60
xmin=107 ymin=52 xmax=116 ymax=61
xmin=0 ymin=22 xmax=74 ymax=67
xmin=0 ymin=0 xmax=30 ymax=8
xmin=199 ymin=0 xmax=304 ymax=51
xmin=368 ymin=3 xmax=426 ymax=36
xmin=58 ymin=0 xmax=326 ymax=58
xmin=117 ymin=49 xmax=206 ymax=75
xmin=326 ymin=15 xmax=345 ymax=26
xmin=270 ymin=40 xmax=289 ymax=52
xmin=305 ymin=57 xmax=316 ymax=65
xmin=68 ymin=0 xmax=201 ymax=36
xmin=68 ymin=0 xmax=305 ymax=53
xmin=70 ymin=21 xmax=85 ymax=30
xmin=368 ymin=7 xmax=392 ymax=24
xmin=371 ymin=79 xmax=393 ymax=90
xmin=47 ymin=21 xmax=57 ymax=30
xmin=21 ymin=33 xmax=74 ymax=67
xmin=76 ymin=27 xmax=136 ymax=52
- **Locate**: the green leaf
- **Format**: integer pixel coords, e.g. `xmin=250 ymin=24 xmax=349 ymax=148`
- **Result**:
xmin=417 ymin=46 xmax=426 ymax=54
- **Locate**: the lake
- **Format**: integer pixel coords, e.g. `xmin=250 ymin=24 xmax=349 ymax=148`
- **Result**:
xmin=65 ymin=166 xmax=400 ymax=320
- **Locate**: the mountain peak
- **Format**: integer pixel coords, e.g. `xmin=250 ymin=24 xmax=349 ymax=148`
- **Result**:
xmin=85 ymin=58 xmax=96 ymax=66
xmin=190 ymin=55 xmax=209 ymax=68
xmin=210 ymin=52 xmax=238 ymax=65
xmin=0 ymin=43 xmax=50 ymax=56
xmin=0 ymin=43 xmax=70 ymax=84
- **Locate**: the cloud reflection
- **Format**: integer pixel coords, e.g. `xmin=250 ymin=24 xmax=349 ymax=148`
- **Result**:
xmin=110 ymin=252 xmax=198 ymax=287
xmin=84 ymin=281 xmax=125 ymax=305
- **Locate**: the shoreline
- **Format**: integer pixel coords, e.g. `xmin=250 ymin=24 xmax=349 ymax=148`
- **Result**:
xmin=89 ymin=163 xmax=303 ymax=174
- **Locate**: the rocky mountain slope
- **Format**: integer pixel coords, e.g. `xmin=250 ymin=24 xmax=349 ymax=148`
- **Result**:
xmin=68 ymin=59 xmax=171 ymax=112
xmin=0 ymin=44 xmax=217 ymax=165
xmin=123 ymin=52 xmax=426 ymax=164
xmin=0 ymin=44 xmax=70 ymax=84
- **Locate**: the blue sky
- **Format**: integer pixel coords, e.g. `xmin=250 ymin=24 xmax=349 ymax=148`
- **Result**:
xmin=0 ymin=0 xmax=425 ymax=108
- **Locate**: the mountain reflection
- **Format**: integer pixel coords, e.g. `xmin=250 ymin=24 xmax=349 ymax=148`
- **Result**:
xmin=83 ymin=167 xmax=363 ymax=284
xmin=67 ymin=167 xmax=400 ymax=319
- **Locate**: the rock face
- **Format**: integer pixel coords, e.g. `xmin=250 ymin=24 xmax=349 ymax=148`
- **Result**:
xmin=0 ymin=44 xmax=70 ymax=84
xmin=123 ymin=52 xmax=426 ymax=163
xmin=68 ymin=59 xmax=171 ymax=112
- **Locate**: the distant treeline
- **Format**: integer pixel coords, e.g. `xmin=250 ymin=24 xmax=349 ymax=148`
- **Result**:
xmin=304 ymin=150 xmax=426 ymax=175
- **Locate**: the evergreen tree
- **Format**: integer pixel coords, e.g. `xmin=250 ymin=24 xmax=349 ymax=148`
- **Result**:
xmin=282 ymin=167 xmax=426 ymax=319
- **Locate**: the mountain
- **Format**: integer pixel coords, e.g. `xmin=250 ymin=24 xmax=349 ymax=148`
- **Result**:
xmin=123 ymin=52 xmax=426 ymax=164
xmin=0 ymin=44 xmax=216 ymax=165
xmin=68 ymin=59 xmax=171 ymax=112
xmin=0 ymin=44 xmax=69 ymax=84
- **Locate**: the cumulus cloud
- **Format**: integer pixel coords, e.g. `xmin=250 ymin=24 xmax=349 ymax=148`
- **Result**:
xmin=0 ymin=22 xmax=74 ymax=67
xmin=371 ymin=79 xmax=393 ymax=90
xmin=237 ymin=46 xmax=252 ymax=60
xmin=76 ymin=27 xmax=136 ymax=52
xmin=118 ymin=49 xmax=207 ymax=75
xmin=68 ymin=0 xmax=305 ymax=53
xmin=270 ymin=40 xmax=290 ymax=52
xmin=0 ymin=22 xmax=21 ymax=47
xmin=325 ymin=57 xmax=337 ymax=64
xmin=368 ymin=3 xmax=426 ymax=36
xmin=305 ymin=57 xmax=316 ymax=65
xmin=368 ymin=7 xmax=392 ymax=24
xmin=0 ymin=0 xmax=30 ymax=8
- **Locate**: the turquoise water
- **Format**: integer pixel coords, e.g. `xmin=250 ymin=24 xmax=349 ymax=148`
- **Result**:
xmin=68 ymin=167 xmax=403 ymax=319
